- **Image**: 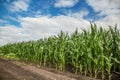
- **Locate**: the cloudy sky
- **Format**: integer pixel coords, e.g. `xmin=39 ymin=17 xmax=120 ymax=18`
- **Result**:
xmin=0 ymin=0 xmax=120 ymax=46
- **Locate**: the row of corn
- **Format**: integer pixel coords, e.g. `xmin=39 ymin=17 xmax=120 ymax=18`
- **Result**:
xmin=0 ymin=24 xmax=120 ymax=80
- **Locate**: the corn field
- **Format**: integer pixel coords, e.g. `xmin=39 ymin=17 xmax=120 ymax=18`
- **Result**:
xmin=0 ymin=24 xmax=120 ymax=80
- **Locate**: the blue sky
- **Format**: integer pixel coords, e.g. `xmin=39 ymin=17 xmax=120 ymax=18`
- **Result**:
xmin=0 ymin=0 xmax=120 ymax=45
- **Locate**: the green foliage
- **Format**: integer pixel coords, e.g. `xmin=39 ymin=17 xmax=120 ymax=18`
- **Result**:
xmin=0 ymin=23 xmax=120 ymax=80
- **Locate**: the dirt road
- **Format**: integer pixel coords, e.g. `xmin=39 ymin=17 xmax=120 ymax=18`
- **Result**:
xmin=0 ymin=58 xmax=100 ymax=80
xmin=0 ymin=65 xmax=18 ymax=80
xmin=0 ymin=58 xmax=51 ymax=80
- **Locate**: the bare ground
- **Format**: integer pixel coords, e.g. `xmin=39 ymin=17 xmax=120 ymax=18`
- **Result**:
xmin=0 ymin=58 xmax=101 ymax=80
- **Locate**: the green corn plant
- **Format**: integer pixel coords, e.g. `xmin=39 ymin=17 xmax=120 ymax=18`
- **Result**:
xmin=104 ymin=54 xmax=113 ymax=80
xmin=71 ymin=29 xmax=80 ymax=74
xmin=57 ymin=31 xmax=66 ymax=71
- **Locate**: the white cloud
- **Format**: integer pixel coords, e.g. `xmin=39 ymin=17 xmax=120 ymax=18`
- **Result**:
xmin=86 ymin=0 xmax=120 ymax=16
xmin=95 ymin=15 xmax=120 ymax=29
xmin=0 ymin=19 xmax=10 ymax=24
xmin=54 ymin=0 xmax=79 ymax=8
xmin=20 ymin=15 xmax=90 ymax=36
xmin=0 ymin=15 xmax=90 ymax=46
xmin=8 ymin=0 xmax=30 ymax=12
xmin=86 ymin=0 xmax=120 ymax=14
xmin=0 ymin=25 xmax=32 ymax=45
xmin=86 ymin=0 xmax=120 ymax=28
xmin=67 ymin=9 xmax=89 ymax=19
